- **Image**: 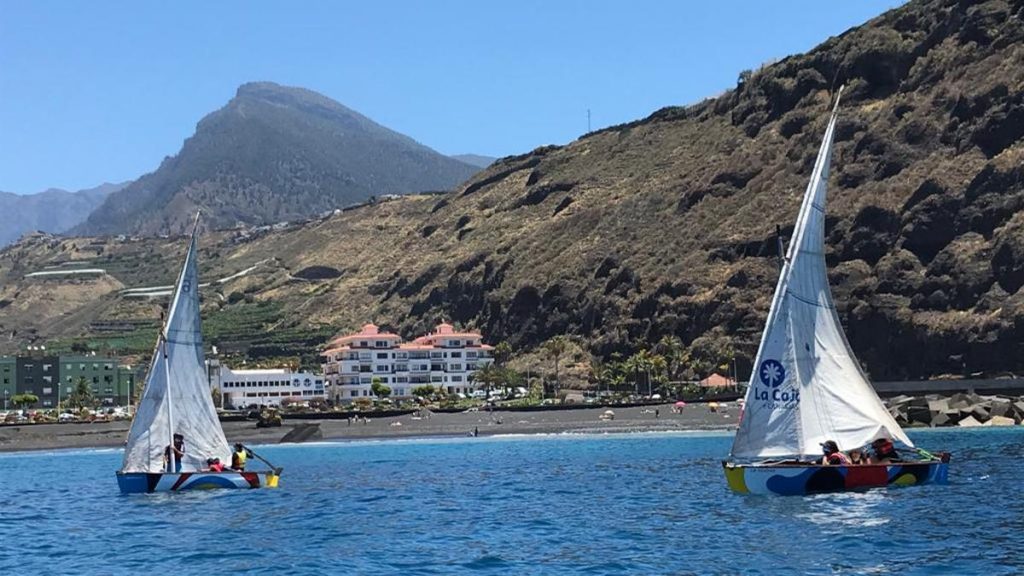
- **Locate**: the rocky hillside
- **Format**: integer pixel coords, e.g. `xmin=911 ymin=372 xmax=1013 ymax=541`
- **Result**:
xmin=3 ymin=0 xmax=1023 ymax=381
xmin=0 ymin=182 xmax=128 ymax=246
xmin=74 ymin=82 xmax=480 ymax=236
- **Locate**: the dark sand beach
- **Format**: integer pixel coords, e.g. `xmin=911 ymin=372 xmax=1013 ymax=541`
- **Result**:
xmin=0 ymin=403 xmax=738 ymax=453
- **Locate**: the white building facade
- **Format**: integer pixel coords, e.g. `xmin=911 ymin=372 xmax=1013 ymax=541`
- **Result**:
xmin=321 ymin=322 xmax=494 ymax=403
xmin=209 ymin=362 xmax=326 ymax=408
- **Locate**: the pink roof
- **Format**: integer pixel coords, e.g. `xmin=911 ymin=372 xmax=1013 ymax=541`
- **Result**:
xmin=328 ymin=322 xmax=401 ymax=345
xmin=322 ymin=321 xmax=492 ymax=355
xmin=699 ymin=373 xmax=736 ymax=387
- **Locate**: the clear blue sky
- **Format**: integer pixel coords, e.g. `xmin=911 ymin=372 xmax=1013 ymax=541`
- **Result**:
xmin=0 ymin=0 xmax=901 ymax=193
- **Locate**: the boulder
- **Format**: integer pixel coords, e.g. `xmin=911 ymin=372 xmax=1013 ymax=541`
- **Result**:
xmin=971 ymin=405 xmax=991 ymax=422
xmin=983 ymin=415 xmax=1016 ymax=427
xmin=930 ymin=411 xmax=950 ymax=427
xmin=942 ymin=408 xmax=964 ymax=425
xmin=990 ymin=399 xmax=1011 ymax=418
xmin=958 ymin=415 xmax=984 ymax=427
xmin=927 ymin=398 xmax=950 ymax=413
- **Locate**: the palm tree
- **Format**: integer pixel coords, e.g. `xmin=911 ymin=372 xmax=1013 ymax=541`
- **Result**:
xmin=542 ymin=336 xmax=569 ymax=397
xmin=655 ymin=336 xmax=687 ymax=383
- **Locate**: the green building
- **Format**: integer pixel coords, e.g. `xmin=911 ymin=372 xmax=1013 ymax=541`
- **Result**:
xmin=0 ymin=354 xmax=135 ymax=409
xmin=59 ymin=355 xmax=135 ymax=407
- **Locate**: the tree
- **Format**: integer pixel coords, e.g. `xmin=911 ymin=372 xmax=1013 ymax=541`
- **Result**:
xmin=411 ymin=385 xmax=436 ymax=398
xmin=470 ymin=363 xmax=502 ymax=396
xmin=66 ymin=378 xmax=96 ymax=410
xmin=542 ymin=336 xmax=569 ymax=397
xmin=493 ymin=341 xmax=513 ymax=365
xmin=11 ymin=393 xmax=38 ymax=408
xmin=370 ymin=378 xmax=391 ymax=399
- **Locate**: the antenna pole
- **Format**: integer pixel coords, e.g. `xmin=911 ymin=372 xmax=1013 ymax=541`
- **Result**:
xmin=587 ymin=109 xmax=591 ymax=133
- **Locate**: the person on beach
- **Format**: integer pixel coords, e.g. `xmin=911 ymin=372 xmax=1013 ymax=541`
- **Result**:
xmin=820 ymin=440 xmax=851 ymax=465
xmin=231 ymin=442 xmax=251 ymax=471
xmin=869 ymin=438 xmax=901 ymax=464
xmin=164 ymin=433 xmax=184 ymax=473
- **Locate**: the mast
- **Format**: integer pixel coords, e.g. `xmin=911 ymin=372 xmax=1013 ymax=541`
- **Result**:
xmin=161 ymin=212 xmax=202 ymax=473
xmin=163 ymin=336 xmax=175 ymax=472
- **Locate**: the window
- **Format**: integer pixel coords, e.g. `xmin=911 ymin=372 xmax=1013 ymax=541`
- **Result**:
xmin=43 ymin=364 xmax=52 ymax=372
xmin=43 ymin=400 xmax=52 ymax=407
xmin=430 ymin=352 xmax=443 ymax=359
xmin=450 ymin=364 xmax=463 ymax=371
xmin=450 ymin=352 xmax=462 ymax=358
xmin=42 ymin=387 xmax=52 ymax=395
xmin=350 ymin=390 xmax=359 ymax=397
xmin=376 ymin=353 xmax=388 ymax=359
xmin=466 ymin=352 xmax=478 ymax=359
xmin=451 ymin=376 xmax=463 ymax=383
xmin=375 ymin=340 xmax=388 ymax=348
xmin=431 ymin=376 xmax=442 ymax=383
xmin=359 ymin=341 xmax=368 ymax=348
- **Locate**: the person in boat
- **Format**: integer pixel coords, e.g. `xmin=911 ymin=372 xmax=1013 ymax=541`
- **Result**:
xmin=206 ymin=458 xmax=225 ymax=472
xmin=164 ymin=433 xmax=185 ymax=473
xmin=870 ymin=438 xmax=902 ymax=464
xmin=820 ymin=440 xmax=852 ymax=465
xmin=231 ymin=442 xmax=251 ymax=471
xmin=848 ymin=448 xmax=867 ymax=465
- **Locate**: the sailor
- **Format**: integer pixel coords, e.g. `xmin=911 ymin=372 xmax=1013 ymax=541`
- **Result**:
xmin=848 ymin=448 xmax=867 ymax=465
xmin=206 ymin=458 xmax=225 ymax=472
xmin=164 ymin=433 xmax=185 ymax=473
xmin=820 ymin=440 xmax=851 ymax=465
xmin=231 ymin=442 xmax=250 ymax=471
xmin=870 ymin=438 xmax=901 ymax=464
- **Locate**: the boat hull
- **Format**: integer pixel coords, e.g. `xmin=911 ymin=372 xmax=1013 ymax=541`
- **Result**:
xmin=723 ymin=458 xmax=949 ymax=496
xmin=116 ymin=470 xmax=280 ymax=494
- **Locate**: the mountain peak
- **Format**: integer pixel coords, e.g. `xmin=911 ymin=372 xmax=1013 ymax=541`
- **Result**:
xmin=74 ymin=84 xmax=480 ymax=236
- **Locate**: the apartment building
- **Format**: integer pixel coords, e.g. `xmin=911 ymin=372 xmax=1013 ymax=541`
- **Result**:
xmin=321 ymin=322 xmax=494 ymax=402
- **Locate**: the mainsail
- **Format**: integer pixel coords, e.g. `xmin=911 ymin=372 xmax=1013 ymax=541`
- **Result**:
xmin=730 ymin=89 xmax=912 ymax=460
xmin=121 ymin=214 xmax=230 ymax=473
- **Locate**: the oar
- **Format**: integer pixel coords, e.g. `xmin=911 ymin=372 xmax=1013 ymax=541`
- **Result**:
xmin=241 ymin=444 xmax=284 ymax=476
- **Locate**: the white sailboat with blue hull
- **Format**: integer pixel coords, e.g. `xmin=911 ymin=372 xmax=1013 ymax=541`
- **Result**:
xmin=117 ymin=213 xmax=281 ymax=493
xmin=722 ymin=88 xmax=949 ymax=495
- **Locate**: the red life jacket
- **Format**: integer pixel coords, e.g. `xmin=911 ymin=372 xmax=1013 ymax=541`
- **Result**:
xmin=827 ymin=451 xmax=852 ymax=465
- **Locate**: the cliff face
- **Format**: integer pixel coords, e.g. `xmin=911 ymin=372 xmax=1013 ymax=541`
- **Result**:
xmin=3 ymin=0 xmax=1024 ymax=380
xmin=74 ymin=82 xmax=479 ymax=236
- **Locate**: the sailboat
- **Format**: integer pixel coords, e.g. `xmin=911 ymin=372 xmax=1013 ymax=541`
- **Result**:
xmin=722 ymin=88 xmax=949 ymax=496
xmin=117 ymin=213 xmax=282 ymax=493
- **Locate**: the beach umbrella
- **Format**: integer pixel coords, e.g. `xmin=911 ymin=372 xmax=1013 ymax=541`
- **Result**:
xmin=674 ymin=401 xmax=687 ymax=407
xmin=604 ymin=409 xmax=615 ymax=415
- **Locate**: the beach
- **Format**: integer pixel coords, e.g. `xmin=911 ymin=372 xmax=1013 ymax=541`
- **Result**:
xmin=0 ymin=403 xmax=737 ymax=453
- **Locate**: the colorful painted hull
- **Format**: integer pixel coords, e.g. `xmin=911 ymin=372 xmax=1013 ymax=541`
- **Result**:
xmin=116 ymin=470 xmax=281 ymax=494
xmin=723 ymin=458 xmax=949 ymax=496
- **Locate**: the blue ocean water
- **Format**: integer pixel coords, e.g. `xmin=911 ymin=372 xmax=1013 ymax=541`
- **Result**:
xmin=0 ymin=428 xmax=1020 ymax=575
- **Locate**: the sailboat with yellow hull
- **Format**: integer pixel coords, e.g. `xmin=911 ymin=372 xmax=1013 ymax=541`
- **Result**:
xmin=722 ymin=88 xmax=949 ymax=496
xmin=116 ymin=213 xmax=281 ymax=494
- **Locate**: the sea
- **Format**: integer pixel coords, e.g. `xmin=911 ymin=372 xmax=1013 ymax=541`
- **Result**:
xmin=0 ymin=428 xmax=1020 ymax=575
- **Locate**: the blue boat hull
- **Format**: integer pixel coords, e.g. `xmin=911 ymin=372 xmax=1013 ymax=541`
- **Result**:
xmin=723 ymin=457 xmax=949 ymax=496
xmin=116 ymin=470 xmax=280 ymax=494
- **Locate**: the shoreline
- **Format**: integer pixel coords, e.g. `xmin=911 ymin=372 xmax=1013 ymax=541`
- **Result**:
xmin=0 ymin=403 xmax=738 ymax=455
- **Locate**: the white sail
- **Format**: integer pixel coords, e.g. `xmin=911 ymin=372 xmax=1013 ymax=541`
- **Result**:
xmin=121 ymin=215 xmax=230 ymax=473
xmin=730 ymin=90 xmax=912 ymax=460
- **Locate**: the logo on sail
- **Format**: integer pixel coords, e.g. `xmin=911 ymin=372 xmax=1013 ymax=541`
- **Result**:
xmin=755 ymin=359 xmax=799 ymax=407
